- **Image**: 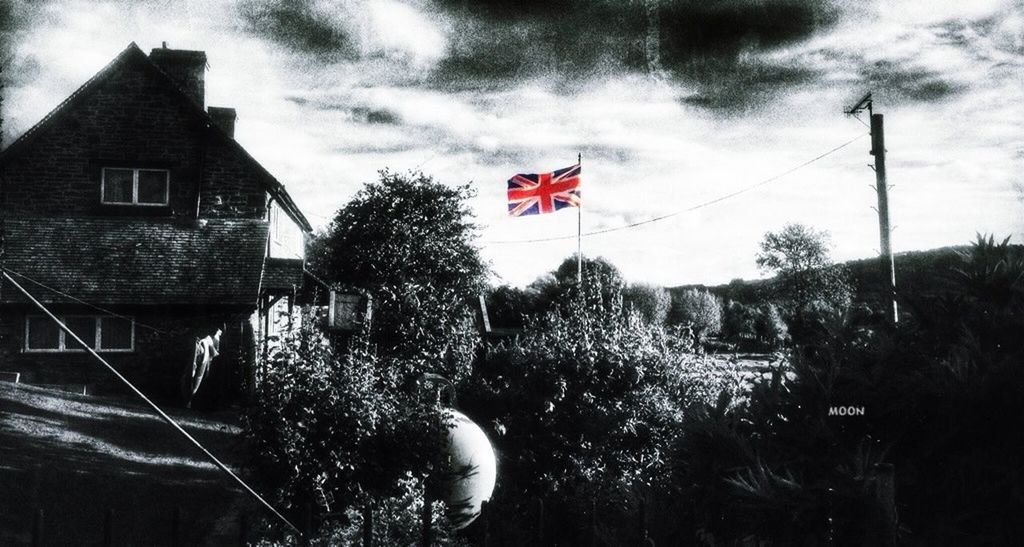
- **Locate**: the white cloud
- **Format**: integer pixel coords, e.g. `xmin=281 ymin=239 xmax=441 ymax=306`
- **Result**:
xmin=3 ymin=0 xmax=1022 ymax=287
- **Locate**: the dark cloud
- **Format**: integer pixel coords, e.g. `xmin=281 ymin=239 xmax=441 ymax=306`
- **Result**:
xmin=679 ymin=58 xmax=815 ymax=112
xmin=429 ymin=0 xmax=840 ymax=109
xmin=238 ymin=0 xmax=357 ymax=61
xmin=860 ymin=61 xmax=965 ymax=103
xmin=284 ymin=96 xmax=402 ymax=124
xmin=657 ymin=0 xmax=839 ymax=63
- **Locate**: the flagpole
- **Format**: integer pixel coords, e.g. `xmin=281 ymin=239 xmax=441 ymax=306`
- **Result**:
xmin=577 ymin=152 xmax=582 ymax=285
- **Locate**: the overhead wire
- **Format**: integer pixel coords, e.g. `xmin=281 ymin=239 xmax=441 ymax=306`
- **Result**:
xmin=3 ymin=266 xmax=171 ymax=334
xmin=485 ymin=132 xmax=870 ymax=245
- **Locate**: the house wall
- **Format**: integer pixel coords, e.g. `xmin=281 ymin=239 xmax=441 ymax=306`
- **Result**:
xmin=268 ymin=199 xmax=306 ymax=260
xmin=0 ymin=54 xmax=267 ymax=221
xmin=0 ymin=306 xmax=255 ymax=406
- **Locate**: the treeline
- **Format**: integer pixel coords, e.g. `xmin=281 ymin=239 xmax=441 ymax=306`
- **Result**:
xmin=245 ymin=170 xmax=1024 ymax=545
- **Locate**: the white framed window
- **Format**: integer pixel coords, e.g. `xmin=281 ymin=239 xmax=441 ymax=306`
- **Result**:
xmin=268 ymin=201 xmax=305 ymax=260
xmin=101 ymin=167 xmax=170 ymax=206
xmin=24 ymin=315 xmax=135 ymax=353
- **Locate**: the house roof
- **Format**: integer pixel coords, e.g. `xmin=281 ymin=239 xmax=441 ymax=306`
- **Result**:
xmin=261 ymin=258 xmax=304 ymax=293
xmin=0 ymin=217 xmax=269 ymax=307
xmin=0 ymin=42 xmax=312 ymax=232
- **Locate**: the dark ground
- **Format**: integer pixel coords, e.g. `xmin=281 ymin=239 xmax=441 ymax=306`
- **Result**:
xmin=0 ymin=382 xmax=266 ymax=546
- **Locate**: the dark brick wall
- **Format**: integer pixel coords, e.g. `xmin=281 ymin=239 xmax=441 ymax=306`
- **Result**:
xmin=0 ymin=306 xmax=255 ymax=407
xmin=199 ymin=137 xmax=269 ymax=219
xmin=0 ymin=53 xmax=267 ymax=221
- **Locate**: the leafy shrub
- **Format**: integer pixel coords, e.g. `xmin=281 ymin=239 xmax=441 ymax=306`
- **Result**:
xmin=753 ymin=303 xmax=789 ymax=350
xmin=668 ymin=288 xmax=723 ymax=341
xmin=245 ymin=319 xmax=451 ymax=536
xmin=756 ymin=224 xmax=852 ymax=339
xmin=460 ymin=284 xmax=742 ymax=545
xmin=622 ymin=283 xmax=671 ymax=325
xmin=672 ymin=234 xmax=1024 ymax=544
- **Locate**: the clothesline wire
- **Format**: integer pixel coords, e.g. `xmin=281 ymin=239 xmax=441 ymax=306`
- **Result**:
xmin=485 ymin=132 xmax=870 ymax=245
xmin=2 ymin=266 xmax=171 ymax=334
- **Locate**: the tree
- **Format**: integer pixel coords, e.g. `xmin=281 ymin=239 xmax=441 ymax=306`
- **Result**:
xmin=308 ymin=170 xmax=487 ymax=381
xmin=309 ymin=170 xmax=486 ymax=299
xmin=671 ymin=234 xmax=1024 ymax=543
xmin=519 ymin=255 xmax=627 ymax=316
xmin=247 ymin=321 xmax=466 ymax=545
xmin=623 ymin=283 xmax=671 ymax=325
xmin=755 ymin=223 xmax=851 ymax=329
xmin=460 ymin=286 xmax=736 ymax=544
xmin=669 ymin=288 xmax=723 ymax=341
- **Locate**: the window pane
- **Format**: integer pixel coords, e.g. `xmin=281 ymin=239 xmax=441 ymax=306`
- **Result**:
xmin=64 ymin=317 xmax=97 ymax=350
xmin=137 ymin=170 xmax=168 ymax=204
xmin=27 ymin=317 xmax=59 ymax=350
xmin=103 ymin=169 xmax=134 ymax=203
xmin=100 ymin=317 xmax=133 ymax=350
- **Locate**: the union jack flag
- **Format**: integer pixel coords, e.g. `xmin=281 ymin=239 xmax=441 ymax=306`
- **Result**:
xmin=507 ymin=163 xmax=582 ymax=216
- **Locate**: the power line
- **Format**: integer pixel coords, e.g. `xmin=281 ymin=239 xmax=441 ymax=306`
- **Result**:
xmin=485 ymin=132 xmax=869 ymax=245
xmin=3 ymin=266 xmax=170 ymax=334
xmin=1 ymin=269 xmax=302 ymax=537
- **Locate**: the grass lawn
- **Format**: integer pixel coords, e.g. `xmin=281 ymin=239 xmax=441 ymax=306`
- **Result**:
xmin=0 ymin=382 xmax=267 ymax=546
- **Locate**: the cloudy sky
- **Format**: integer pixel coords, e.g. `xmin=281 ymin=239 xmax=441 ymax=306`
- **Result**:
xmin=2 ymin=0 xmax=1022 ymax=287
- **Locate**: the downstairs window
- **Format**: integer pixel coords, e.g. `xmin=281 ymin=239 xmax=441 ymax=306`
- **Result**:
xmin=25 ymin=315 xmax=134 ymax=352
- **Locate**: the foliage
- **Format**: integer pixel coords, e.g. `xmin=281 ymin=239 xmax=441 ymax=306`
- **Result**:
xmin=245 ymin=319 xmax=451 ymax=531
xmin=308 ymin=169 xmax=485 ymax=298
xmin=255 ymin=477 xmax=469 ymax=547
xmin=523 ymin=255 xmax=625 ymax=314
xmin=756 ymin=223 xmax=852 ymax=340
xmin=460 ymin=284 xmax=743 ymax=544
xmin=668 ymin=288 xmax=723 ymax=340
xmin=753 ymin=303 xmax=789 ymax=350
xmin=622 ymin=282 xmax=671 ymax=325
xmin=307 ymin=170 xmax=486 ymax=380
xmin=721 ymin=300 xmax=757 ymax=341
xmin=672 ymin=234 xmax=1024 ymax=543
xmin=483 ymin=285 xmax=532 ymax=329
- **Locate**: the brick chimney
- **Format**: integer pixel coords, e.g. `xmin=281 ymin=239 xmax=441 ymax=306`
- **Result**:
xmin=149 ymin=45 xmax=207 ymax=107
xmin=208 ymin=107 xmax=237 ymax=138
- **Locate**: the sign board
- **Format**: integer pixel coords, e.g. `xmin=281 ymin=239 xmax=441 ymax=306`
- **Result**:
xmin=327 ymin=292 xmax=372 ymax=331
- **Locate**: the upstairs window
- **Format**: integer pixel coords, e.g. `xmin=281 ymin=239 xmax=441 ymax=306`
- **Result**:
xmin=25 ymin=315 xmax=134 ymax=352
xmin=102 ymin=168 xmax=169 ymax=206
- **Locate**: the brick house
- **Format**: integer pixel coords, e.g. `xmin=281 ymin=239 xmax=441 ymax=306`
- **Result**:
xmin=0 ymin=43 xmax=312 ymax=403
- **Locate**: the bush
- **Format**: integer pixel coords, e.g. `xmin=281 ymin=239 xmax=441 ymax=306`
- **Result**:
xmin=753 ymin=303 xmax=788 ymax=350
xmin=622 ymin=283 xmax=671 ymax=325
xmin=245 ymin=319 xmax=452 ymax=536
xmin=671 ymin=234 xmax=1024 ymax=543
xmin=460 ymin=284 xmax=742 ymax=544
xmin=669 ymin=288 xmax=723 ymax=341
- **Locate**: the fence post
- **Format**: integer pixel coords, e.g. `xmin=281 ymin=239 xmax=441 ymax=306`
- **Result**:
xmin=171 ymin=507 xmax=182 ymax=547
xmin=31 ymin=508 xmax=43 ymax=547
xmin=239 ymin=513 xmax=249 ymax=547
xmin=103 ymin=509 xmax=114 ymax=547
xmin=536 ymin=498 xmax=545 ymax=547
xmin=362 ymin=503 xmax=373 ymax=547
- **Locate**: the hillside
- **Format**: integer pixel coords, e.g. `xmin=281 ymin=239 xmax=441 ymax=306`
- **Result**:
xmin=669 ymin=244 xmax=984 ymax=307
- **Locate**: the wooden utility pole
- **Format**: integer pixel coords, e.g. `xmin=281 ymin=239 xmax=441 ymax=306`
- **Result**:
xmin=848 ymin=93 xmax=898 ymax=325
xmin=870 ymin=112 xmax=898 ymax=325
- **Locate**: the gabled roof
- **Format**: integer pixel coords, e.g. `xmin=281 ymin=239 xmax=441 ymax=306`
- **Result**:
xmin=262 ymin=257 xmax=305 ymax=293
xmin=1 ymin=217 xmax=270 ymax=306
xmin=0 ymin=42 xmax=312 ymax=232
